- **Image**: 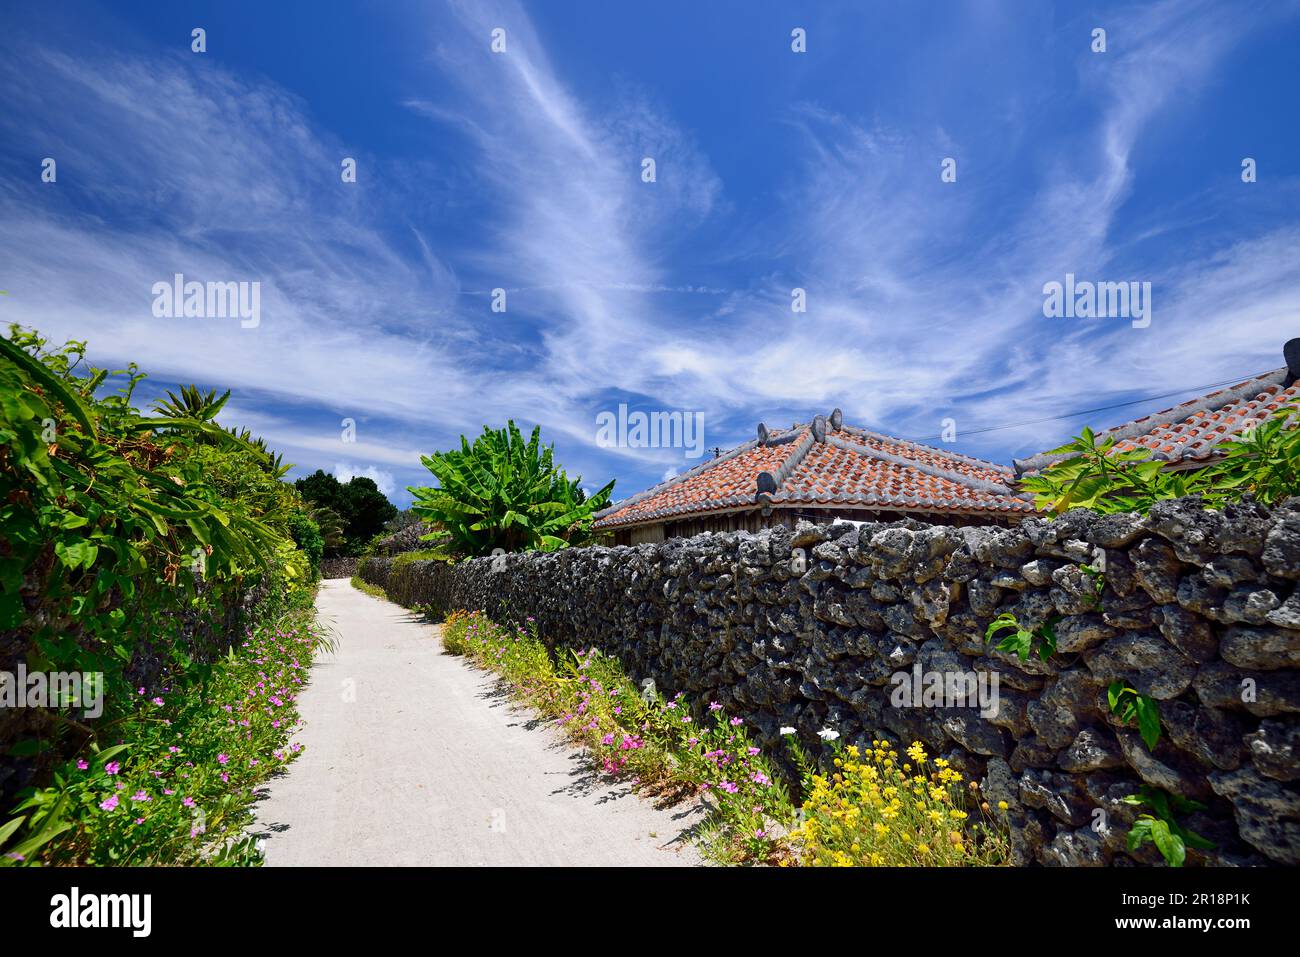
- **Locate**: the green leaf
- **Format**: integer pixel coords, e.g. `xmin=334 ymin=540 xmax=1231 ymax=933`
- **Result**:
xmin=1134 ymin=695 xmax=1162 ymax=751
xmin=1107 ymin=680 xmax=1125 ymax=712
xmin=7 ymin=739 xmax=50 ymax=758
xmin=0 ymin=334 xmax=97 ymax=436
xmin=1127 ymin=816 xmax=1153 ymax=851
xmin=0 ymin=815 xmax=27 ymax=851
xmin=54 ymin=540 xmax=98 ymax=570
xmin=1149 ymin=818 xmax=1185 ymax=867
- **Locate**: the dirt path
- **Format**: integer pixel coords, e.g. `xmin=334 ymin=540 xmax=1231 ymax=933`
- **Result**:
xmin=254 ymin=579 xmax=703 ymax=866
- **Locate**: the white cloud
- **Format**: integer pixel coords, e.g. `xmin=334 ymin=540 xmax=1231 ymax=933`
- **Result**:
xmin=333 ymin=463 xmax=397 ymax=498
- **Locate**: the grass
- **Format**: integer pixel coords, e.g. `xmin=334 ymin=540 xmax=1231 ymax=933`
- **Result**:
xmin=349 ymin=575 xmax=390 ymax=601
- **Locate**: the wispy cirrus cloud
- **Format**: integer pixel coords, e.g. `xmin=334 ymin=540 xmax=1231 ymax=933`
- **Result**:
xmin=0 ymin=0 xmax=1297 ymax=507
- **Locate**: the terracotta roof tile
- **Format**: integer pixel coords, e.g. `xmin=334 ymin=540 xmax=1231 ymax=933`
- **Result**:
xmin=593 ymin=417 xmax=1036 ymax=529
xmin=1015 ymin=368 xmax=1300 ymax=475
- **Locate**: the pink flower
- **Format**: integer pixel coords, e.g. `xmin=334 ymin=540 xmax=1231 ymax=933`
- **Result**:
xmin=182 ymin=797 xmax=195 ymax=808
xmin=130 ymin=790 xmax=151 ymax=802
xmin=104 ymin=761 xmax=121 ymax=775
xmin=151 ymin=697 xmax=164 ymax=706
xmin=99 ymin=795 xmax=119 ymax=812
xmin=730 ymin=717 xmax=743 ymax=726
xmin=217 ymin=754 xmax=229 ymax=765
xmin=709 ymin=701 xmax=722 ymax=711
xmin=76 ymin=759 xmax=89 ymax=770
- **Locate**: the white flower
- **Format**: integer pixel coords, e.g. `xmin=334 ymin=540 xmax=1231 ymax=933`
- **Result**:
xmin=817 ymin=728 xmax=840 ymax=741
xmin=779 ymin=726 xmax=796 ymax=736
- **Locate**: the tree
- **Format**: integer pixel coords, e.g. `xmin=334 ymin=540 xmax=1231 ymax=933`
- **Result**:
xmin=309 ymin=505 xmax=347 ymax=553
xmin=294 ymin=470 xmax=397 ymax=555
xmin=408 ymin=420 xmax=614 ymax=558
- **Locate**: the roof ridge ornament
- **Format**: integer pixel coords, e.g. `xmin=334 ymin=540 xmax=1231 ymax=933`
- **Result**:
xmin=830 ymin=408 xmax=843 ymax=431
xmin=757 ymin=422 xmax=770 ymax=446
xmin=812 ymin=414 xmax=827 ymax=442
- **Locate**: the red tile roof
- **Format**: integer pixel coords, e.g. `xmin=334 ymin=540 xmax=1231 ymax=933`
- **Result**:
xmin=1015 ymin=367 xmax=1300 ymax=475
xmin=593 ymin=414 xmax=1038 ymax=530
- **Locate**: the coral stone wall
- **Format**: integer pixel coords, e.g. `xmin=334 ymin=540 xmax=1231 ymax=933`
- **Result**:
xmin=360 ymin=496 xmax=1300 ymax=865
xmin=320 ymin=557 xmax=359 ymax=580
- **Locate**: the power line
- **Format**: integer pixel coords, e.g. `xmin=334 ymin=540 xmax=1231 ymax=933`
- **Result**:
xmin=915 ymin=369 xmax=1275 ymax=443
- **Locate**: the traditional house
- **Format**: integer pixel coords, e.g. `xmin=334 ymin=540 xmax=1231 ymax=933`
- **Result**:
xmin=1013 ymin=338 xmax=1300 ymax=476
xmin=592 ymin=410 xmax=1037 ymax=545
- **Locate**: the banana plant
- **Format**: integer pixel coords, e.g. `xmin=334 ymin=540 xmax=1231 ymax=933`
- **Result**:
xmin=408 ymin=420 xmax=614 ymax=558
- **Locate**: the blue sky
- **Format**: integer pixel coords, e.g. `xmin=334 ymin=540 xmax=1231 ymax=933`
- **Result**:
xmin=2 ymin=0 xmax=1298 ymax=508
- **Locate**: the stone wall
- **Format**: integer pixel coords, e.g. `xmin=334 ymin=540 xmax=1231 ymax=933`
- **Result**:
xmin=320 ymin=557 xmax=359 ymax=580
xmin=359 ymin=496 xmax=1300 ymax=866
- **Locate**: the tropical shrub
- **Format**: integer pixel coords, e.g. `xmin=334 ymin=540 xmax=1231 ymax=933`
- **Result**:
xmin=408 ymin=421 xmax=614 ymax=558
xmin=286 ymin=513 xmax=324 ymax=580
xmin=1021 ymin=402 xmax=1300 ymax=515
xmin=0 ymin=325 xmax=320 ymax=864
xmin=309 ymin=506 xmax=347 ymax=554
